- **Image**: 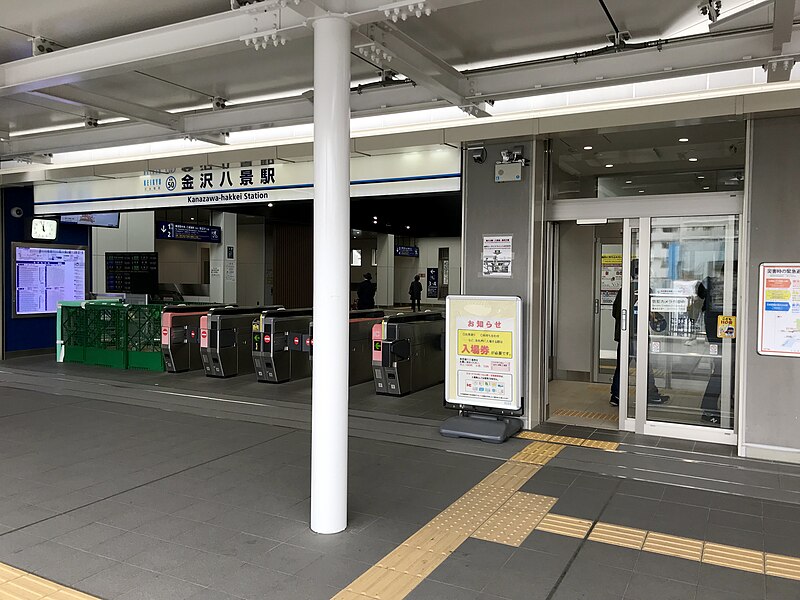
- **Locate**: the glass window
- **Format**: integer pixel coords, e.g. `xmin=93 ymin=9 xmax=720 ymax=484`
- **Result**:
xmin=351 ymin=249 xmax=362 ymax=267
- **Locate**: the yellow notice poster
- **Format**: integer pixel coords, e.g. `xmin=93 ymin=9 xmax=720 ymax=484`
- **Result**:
xmin=457 ymin=330 xmax=513 ymax=358
xmin=717 ymin=315 xmax=736 ymax=339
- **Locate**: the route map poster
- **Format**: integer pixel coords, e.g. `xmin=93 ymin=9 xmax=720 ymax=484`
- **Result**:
xmin=758 ymin=263 xmax=800 ymax=357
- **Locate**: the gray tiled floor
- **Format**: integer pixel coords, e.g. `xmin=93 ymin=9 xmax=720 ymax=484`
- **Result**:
xmin=2 ymin=370 xmax=800 ymax=599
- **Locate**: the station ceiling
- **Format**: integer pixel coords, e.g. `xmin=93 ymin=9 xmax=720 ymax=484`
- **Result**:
xmin=1 ymin=0 xmax=800 ymax=161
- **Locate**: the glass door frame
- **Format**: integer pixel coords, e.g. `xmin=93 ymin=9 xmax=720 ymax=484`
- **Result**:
xmin=618 ymin=216 xmax=739 ymax=445
xmin=544 ymin=191 xmax=744 ymax=445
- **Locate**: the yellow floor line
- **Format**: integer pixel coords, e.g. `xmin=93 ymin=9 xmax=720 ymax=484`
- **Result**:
xmin=536 ymin=513 xmax=593 ymax=538
xmin=0 ymin=567 xmax=97 ymax=600
xmin=588 ymin=522 xmax=647 ymax=550
xmin=553 ymin=409 xmax=618 ymax=423
xmin=514 ymin=431 xmax=620 ymax=452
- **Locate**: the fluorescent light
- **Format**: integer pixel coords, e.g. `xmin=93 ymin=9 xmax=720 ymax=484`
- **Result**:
xmin=688 ymin=157 xmax=698 ymax=162
xmin=576 ymin=218 xmax=608 ymax=225
xmin=605 ymin=164 xmax=613 ymax=168
xmin=638 ymin=189 xmax=645 ymax=193
xmin=625 ymin=180 xmax=632 ymax=184
xmin=697 ymin=176 xmax=705 ymax=179
xmin=679 ymin=137 xmax=689 ymax=142
xmin=703 ymin=186 xmax=710 ymax=190
xmin=583 ymin=145 xmax=593 ymax=150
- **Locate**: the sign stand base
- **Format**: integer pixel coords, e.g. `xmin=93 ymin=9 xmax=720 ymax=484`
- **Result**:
xmin=439 ymin=413 xmax=523 ymax=444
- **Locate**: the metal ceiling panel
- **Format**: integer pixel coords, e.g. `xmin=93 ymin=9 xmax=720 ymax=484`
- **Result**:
xmin=93 ymin=160 xmax=148 ymax=177
xmin=0 ymin=28 xmax=30 ymax=64
xmin=147 ymin=155 xmax=208 ymax=170
xmin=354 ymin=129 xmax=445 ymax=153
xmin=276 ymin=142 xmax=313 ymax=161
xmin=206 ymin=147 xmax=277 ymax=164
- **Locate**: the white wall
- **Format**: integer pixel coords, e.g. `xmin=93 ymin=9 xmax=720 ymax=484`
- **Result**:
xmin=237 ymin=220 xmax=266 ymax=306
xmin=393 ymin=237 xmax=461 ymax=306
xmin=156 ymin=239 xmax=207 ymax=285
xmin=91 ymin=211 xmax=155 ymax=294
xmin=375 ymin=234 xmax=394 ymax=307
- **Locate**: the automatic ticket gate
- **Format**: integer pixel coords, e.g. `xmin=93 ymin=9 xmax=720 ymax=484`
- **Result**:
xmin=200 ymin=306 xmax=279 ymax=377
xmin=303 ymin=310 xmax=385 ymax=385
xmin=252 ymin=308 xmax=313 ymax=383
xmin=371 ymin=312 xmax=445 ymax=395
xmin=161 ymin=305 xmax=228 ymax=373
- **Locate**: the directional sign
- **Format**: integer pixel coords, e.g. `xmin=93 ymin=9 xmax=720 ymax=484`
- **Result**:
xmin=156 ymin=221 xmax=222 ymax=243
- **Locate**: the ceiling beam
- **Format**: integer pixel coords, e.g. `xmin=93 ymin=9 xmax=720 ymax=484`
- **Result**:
xmin=0 ymin=0 xmax=487 ymax=98
xmin=32 ymin=86 xmax=184 ymax=130
xmin=5 ymin=22 xmax=800 ymax=158
xmin=773 ymin=0 xmax=795 ymax=51
xmin=358 ymin=23 xmax=491 ymax=117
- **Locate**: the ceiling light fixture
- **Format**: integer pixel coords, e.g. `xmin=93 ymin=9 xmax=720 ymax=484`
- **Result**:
xmin=605 ymin=164 xmax=613 ymax=168
xmin=688 ymin=157 xmax=698 ymax=162
xmin=697 ymin=176 xmax=705 ymax=180
xmin=583 ymin=145 xmax=593 ymax=150
xmin=703 ymin=186 xmax=710 ymax=190
xmin=267 ymin=202 xmax=273 ymax=207
xmin=625 ymin=180 xmax=632 ymax=184
xmin=638 ymin=189 xmax=645 ymax=193
xmin=679 ymin=137 xmax=689 ymax=142
xmin=406 ymin=225 xmax=411 ymax=230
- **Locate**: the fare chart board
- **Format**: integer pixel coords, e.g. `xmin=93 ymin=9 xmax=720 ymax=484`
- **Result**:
xmin=445 ymin=295 xmax=522 ymax=412
xmin=758 ymin=263 xmax=800 ymax=357
xmin=106 ymin=252 xmax=159 ymax=294
xmin=14 ymin=245 xmax=86 ymax=316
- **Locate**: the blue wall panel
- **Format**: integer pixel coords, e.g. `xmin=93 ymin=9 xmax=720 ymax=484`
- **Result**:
xmin=3 ymin=187 xmax=90 ymax=353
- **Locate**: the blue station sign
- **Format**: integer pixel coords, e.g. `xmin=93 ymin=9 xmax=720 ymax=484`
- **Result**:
xmin=395 ymin=245 xmax=420 ymax=257
xmin=156 ymin=221 xmax=222 ymax=243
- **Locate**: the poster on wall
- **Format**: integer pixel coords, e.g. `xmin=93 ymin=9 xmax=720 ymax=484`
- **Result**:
xmin=482 ymin=235 xmax=513 ymax=278
xmin=600 ymin=253 xmax=623 ymax=305
xmin=444 ymin=295 xmax=522 ymax=412
xmin=758 ymin=263 xmax=800 ymax=357
xmin=427 ymin=268 xmax=439 ymax=298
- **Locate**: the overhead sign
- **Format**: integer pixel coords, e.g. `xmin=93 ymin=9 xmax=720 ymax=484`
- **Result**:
xmin=758 ymin=263 xmax=800 ymax=357
xmin=33 ymin=149 xmax=461 ymax=214
xmin=445 ymin=295 xmax=523 ymax=412
xmin=395 ymin=245 xmax=419 ymax=257
xmin=156 ymin=221 xmax=221 ymax=243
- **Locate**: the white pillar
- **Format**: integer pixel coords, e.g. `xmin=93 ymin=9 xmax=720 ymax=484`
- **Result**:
xmin=311 ymin=15 xmax=351 ymax=535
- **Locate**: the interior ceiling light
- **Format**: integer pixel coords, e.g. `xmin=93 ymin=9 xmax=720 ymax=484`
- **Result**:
xmin=406 ymin=225 xmax=411 ymax=230
xmin=638 ymin=189 xmax=645 ymax=193
xmin=697 ymin=175 xmax=705 ymax=179
xmin=679 ymin=137 xmax=689 ymax=142
xmin=625 ymin=180 xmax=632 ymax=184
xmin=267 ymin=202 xmax=274 ymax=207
xmin=688 ymin=157 xmax=698 ymax=162
xmin=703 ymin=186 xmax=710 ymax=190
xmin=583 ymin=145 xmax=593 ymax=150
xmin=605 ymin=164 xmax=613 ymax=168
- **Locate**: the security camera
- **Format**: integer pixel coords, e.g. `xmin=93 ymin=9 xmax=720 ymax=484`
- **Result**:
xmin=10 ymin=207 xmax=23 ymax=218
xmin=468 ymin=145 xmax=487 ymax=164
xmin=211 ymin=96 xmax=227 ymax=111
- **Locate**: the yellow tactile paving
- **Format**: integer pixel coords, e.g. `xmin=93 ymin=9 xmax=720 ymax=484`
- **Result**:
xmin=479 ymin=462 xmax=540 ymax=489
xmin=535 ymin=513 xmax=593 ymax=538
xmin=580 ymin=439 xmax=620 ymax=451
xmin=0 ymin=569 xmax=99 ymax=600
xmin=766 ymin=553 xmax=800 ymax=581
xmin=509 ymin=441 xmax=565 ymax=465
xmin=702 ymin=542 xmax=765 ymax=574
xmin=548 ymin=435 xmax=588 ymax=446
xmin=344 ymin=568 xmax=421 ymax=600
xmin=472 ymin=492 xmax=557 ymax=546
xmin=642 ymin=532 xmax=704 ymax=562
xmin=515 ymin=431 xmax=553 ymax=442
xmin=588 ymin=522 xmax=647 ymax=550
xmin=553 ymin=409 xmax=618 ymax=423
xmin=0 ymin=566 xmax=23 ymax=586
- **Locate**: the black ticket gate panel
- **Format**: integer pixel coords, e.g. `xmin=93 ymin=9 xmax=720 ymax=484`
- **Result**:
xmin=371 ymin=312 xmax=445 ymax=396
xmin=252 ymin=308 xmax=313 ymax=383
xmin=161 ymin=305 xmax=227 ymax=373
xmin=200 ymin=306 xmax=279 ymax=377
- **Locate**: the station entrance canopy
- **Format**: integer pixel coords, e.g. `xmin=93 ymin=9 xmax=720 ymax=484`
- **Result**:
xmin=33 ymin=148 xmax=459 ymax=214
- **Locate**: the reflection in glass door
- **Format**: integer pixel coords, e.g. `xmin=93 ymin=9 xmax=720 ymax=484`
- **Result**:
xmin=645 ymin=216 xmax=738 ymax=431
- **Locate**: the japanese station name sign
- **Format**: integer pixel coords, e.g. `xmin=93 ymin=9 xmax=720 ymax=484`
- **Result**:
xmin=758 ymin=263 xmax=800 ymax=357
xmin=33 ymin=149 xmax=461 ymax=215
xmin=445 ymin=295 xmax=522 ymax=412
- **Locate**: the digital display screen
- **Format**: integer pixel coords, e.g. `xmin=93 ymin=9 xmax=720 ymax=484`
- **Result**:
xmin=13 ymin=244 xmax=87 ymax=316
xmin=105 ymin=252 xmax=159 ymax=294
xmin=60 ymin=213 xmax=120 ymax=228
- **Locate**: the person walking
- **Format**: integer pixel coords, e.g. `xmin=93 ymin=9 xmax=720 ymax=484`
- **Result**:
xmin=357 ymin=272 xmax=377 ymax=309
xmin=409 ymin=275 xmax=422 ymax=311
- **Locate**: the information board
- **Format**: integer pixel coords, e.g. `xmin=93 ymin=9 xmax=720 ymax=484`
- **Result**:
xmin=13 ymin=244 xmax=87 ymax=316
xmin=445 ymin=295 xmax=522 ymax=412
xmin=758 ymin=263 xmax=800 ymax=357
xmin=60 ymin=213 xmax=120 ymax=228
xmin=156 ymin=221 xmax=221 ymax=243
xmin=106 ymin=252 xmax=159 ymax=294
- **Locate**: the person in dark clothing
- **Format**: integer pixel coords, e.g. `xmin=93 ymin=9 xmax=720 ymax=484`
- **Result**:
xmin=610 ymin=284 xmax=670 ymax=407
xmin=696 ymin=265 xmax=734 ymax=426
xmin=409 ymin=275 xmax=422 ymax=311
xmin=356 ymin=272 xmax=377 ymax=309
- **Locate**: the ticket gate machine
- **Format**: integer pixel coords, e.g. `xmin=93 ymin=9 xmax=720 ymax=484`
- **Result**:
xmin=252 ymin=308 xmax=313 ymax=383
xmin=161 ymin=305 xmax=230 ymax=373
xmin=200 ymin=306 xmax=279 ymax=377
xmin=371 ymin=312 xmax=445 ymax=395
xmin=302 ymin=310 xmax=385 ymax=385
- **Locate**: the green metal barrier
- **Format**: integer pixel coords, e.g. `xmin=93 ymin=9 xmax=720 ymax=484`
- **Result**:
xmin=59 ymin=304 xmax=87 ymax=364
xmin=84 ymin=304 xmax=128 ymax=369
xmin=127 ymin=304 xmax=165 ymax=372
